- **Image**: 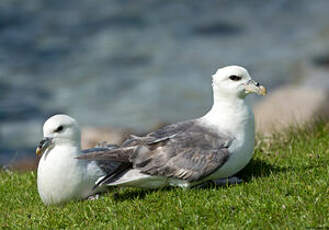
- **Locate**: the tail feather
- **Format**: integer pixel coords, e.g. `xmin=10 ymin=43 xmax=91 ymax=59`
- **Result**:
xmin=93 ymin=163 xmax=131 ymax=189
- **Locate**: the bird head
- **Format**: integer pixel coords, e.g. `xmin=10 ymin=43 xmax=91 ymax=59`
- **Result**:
xmin=36 ymin=114 xmax=81 ymax=155
xmin=212 ymin=65 xmax=266 ymax=99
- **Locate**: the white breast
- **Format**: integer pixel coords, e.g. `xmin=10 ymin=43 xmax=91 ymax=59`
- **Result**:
xmin=210 ymin=114 xmax=255 ymax=179
xmin=200 ymin=101 xmax=255 ymax=180
xmin=37 ymin=146 xmax=88 ymax=204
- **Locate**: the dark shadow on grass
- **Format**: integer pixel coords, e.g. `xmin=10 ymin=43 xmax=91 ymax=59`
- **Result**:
xmin=112 ymin=187 xmax=174 ymax=202
xmin=112 ymin=189 xmax=148 ymax=201
xmin=189 ymin=159 xmax=290 ymax=190
xmin=235 ymin=158 xmax=289 ymax=182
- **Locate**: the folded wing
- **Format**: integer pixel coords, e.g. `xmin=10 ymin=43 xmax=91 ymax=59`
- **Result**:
xmin=78 ymin=120 xmax=232 ymax=184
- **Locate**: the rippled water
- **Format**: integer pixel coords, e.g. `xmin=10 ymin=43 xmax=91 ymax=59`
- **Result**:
xmin=1 ymin=0 xmax=329 ymax=164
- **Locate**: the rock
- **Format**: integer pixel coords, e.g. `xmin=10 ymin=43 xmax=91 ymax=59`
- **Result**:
xmin=81 ymin=127 xmax=132 ymax=149
xmin=254 ymin=86 xmax=329 ymax=135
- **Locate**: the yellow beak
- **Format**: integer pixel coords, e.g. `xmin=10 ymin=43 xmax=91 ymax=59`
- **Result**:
xmin=244 ymin=80 xmax=267 ymax=96
xmin=36 ymin=147 xmax=42 ymax=155
xmin=36 ymin=137 xmax=53 ymax=155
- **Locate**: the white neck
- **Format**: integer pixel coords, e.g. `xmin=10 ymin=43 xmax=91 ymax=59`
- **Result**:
xmin=199 ymin=89 xmax=253 ymax=136
xmin=42 ymin=140 xmax=81 ymax=161
xmin=57 ymin=140 xmax=81 ymax=149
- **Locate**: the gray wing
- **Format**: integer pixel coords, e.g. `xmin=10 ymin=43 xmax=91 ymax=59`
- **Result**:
xmin=78 ymin=120 xmax=233 ymax=183
xmin=131 ymin=120 xmax=232 ymax=182
xmin=81 ymin=145 xmax=124 ymax=175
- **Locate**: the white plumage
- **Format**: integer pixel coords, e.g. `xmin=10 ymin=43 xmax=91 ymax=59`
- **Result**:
xmin=37 ymin=115 xmax=109 ymax=205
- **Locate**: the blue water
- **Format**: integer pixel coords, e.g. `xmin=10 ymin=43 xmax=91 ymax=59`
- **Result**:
xmin=1 ymin=0 xmax=329 ymax=165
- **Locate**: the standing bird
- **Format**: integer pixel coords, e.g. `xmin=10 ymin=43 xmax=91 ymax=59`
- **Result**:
xmin=79 ymin=65 xmax=267 ymax=189
xmin=36 ymin=114 xmax=120 ymax=205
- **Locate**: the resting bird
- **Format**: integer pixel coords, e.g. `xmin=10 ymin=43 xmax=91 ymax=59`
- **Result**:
xmin=79 ymin=65 xmax=267 ymax=189
xmin=36 ymin=114 xmax=120 ymax=205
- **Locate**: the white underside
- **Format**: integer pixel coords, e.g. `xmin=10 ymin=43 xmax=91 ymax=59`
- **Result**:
xmin=106 ymin=169 xmax=194 ymax=188
xmin=37 ymin=145 xmax=105 ymax=205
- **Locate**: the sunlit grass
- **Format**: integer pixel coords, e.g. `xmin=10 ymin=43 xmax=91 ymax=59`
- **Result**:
xmin=0 ymin=120 xmax=328 ymax=229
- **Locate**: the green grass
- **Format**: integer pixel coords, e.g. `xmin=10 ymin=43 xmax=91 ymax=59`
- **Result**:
xmin=1 ymin=121 xmax=328 ymax=229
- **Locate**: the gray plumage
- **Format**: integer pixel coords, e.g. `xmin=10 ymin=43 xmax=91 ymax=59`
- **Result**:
xmin=78 ymin=120 xmax=232 ymax=187
xmin=81 ymin=145 xmax=121 ymax=176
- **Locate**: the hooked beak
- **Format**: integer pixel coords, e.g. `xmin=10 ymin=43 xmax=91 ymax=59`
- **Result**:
xmin=244 ymin=80 xmax=267 ymax=96
xmin=36 ymin=137 xmax=53 ymax=155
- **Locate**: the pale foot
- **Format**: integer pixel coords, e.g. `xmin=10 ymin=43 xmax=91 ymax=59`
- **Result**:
xmin=87 ymin=194 xmax=100 ymax=200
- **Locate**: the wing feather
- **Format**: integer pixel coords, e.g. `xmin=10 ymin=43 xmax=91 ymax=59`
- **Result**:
xmin=129 ymin=120 xmax=232 ymax=182
xmin=79 ymin=120 xmax=233 ymax=183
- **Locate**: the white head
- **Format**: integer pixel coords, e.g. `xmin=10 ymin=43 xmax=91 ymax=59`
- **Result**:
xmin=212 ymin=65 xmax=266 ymax=100
xmin=36 ymin=114 xmax=81 ymax=155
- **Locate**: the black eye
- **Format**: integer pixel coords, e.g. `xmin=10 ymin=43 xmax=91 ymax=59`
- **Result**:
xmin=55 ymin=125 xmax=64 ymax=132
xmin=229 ymin=75 xmax=242 ymax=81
